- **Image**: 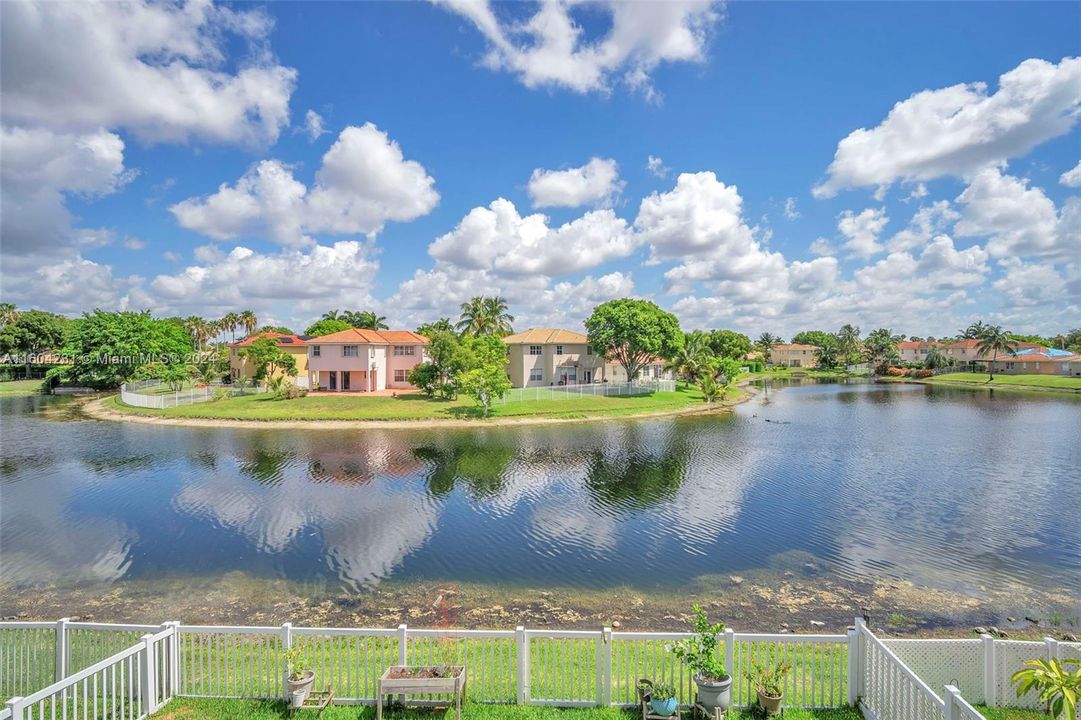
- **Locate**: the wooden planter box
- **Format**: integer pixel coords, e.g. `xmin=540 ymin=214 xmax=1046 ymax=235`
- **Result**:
xmin=377 ymin=666 xmax=466 ymax=720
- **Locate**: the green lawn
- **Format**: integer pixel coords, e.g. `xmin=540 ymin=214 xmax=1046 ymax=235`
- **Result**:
xmin=975 ymin=706 xmax=1052 ymax=720
xmin=111 ymin=387 xmax=738 ymax=422
xmin=927 ymin=373 xmax=1081 ymax=390
xmin=150 ymin=699 xmax=861 ymax=720
xmin=0 ymin=379 xmax=45 ymax=395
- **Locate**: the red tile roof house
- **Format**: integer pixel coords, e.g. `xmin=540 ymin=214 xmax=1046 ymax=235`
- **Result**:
xmin=304 ymin=329 xmax=429 ymax=392
xmin=228 ymin=332 xmax=310 ymax=387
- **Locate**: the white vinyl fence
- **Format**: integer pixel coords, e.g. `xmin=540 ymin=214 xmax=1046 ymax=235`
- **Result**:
xmin=495 ymin=379 xmax=676 ymax=405
xmin=118 ymin=379 xmax=260 ymax=410
xmin=2 ymin=618 xmax=1077 ymax=719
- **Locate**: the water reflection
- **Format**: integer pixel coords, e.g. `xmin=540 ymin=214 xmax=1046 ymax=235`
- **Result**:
xmin=1 ymin=383 xmax=1079 ymax=605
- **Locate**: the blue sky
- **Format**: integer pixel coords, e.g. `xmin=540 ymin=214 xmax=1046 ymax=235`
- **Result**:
xmin=1 ymin=0 xmax=1078 ymax=337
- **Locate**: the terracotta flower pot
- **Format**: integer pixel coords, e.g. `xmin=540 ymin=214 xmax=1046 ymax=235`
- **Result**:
xmin=757 ymin=689 xmax=782 ymax=716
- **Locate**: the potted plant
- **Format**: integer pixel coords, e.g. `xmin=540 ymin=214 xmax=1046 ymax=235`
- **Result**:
xmin=1012 ymin=658 xmax=1081 ymax=720
xmin=283 ymin=646 xmax=315 ymax=708
xmin=668 ymin=605 xmax=732 ymax=712
xmin=649 ymin=682 xmax=679 ymax=717
xmin=744 ymin=653 xmax=792 ymax=716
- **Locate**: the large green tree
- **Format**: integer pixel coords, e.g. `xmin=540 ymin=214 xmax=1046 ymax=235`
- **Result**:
xmin=416 ymin=318 xmax=454 ymax=337
xmin=408 ymin=330 xmax=470 ymax=399
xmin=864 ymin=328 xmax=902 ymax=374
xmin=665 ymin=331 xmax=713 ymax=387
xmin=242 ymin=336 xmax=298 ymax=387
xmin=585 ymin=299 xmax=683 ymax=382
xmin=305 ymin=318 xmax=352 ymax=337
xmin=706 ymin=329 xmax=752 ymax=360
xmin=791 ymin=330 xmax=836 ymax=348
xmin=59 ymin=310 xmax=191 ymax=388
xmin=0 ymin=309 xmax=68 ymax=378
xmin=976 ymin=325 xmax=1018 ymax=381
xmin=458 ymin=335 xmax=512 ymax=416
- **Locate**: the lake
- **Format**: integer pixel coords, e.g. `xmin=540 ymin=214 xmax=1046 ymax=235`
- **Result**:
xmin=1 ymin=380 xmax=1079 ymax=631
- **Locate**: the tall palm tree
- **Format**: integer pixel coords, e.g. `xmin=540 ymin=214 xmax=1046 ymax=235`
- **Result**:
xmin=322 ymin=309 xmax=342 ymax=321
xmin=346 ymin=310 xmax=389 ymax=330
xmin=665 ymin=332 xmax=713 ymax=387
xmin=975 ymin=325 xmax=1017 ymax=382
xmin=837 ymin=324 xmax=861 ymax=365
xmin=183 ymin=316 xmax=212 ymax=350
xmin=864 ymin=328 xmax=902 ymax=374
xmin=961 ymin=320 xmax=987 ymax=340
xmin=482 ymin=296 xmax=514 ymax=336
xmin=0 ymin=303 xmax=19 ymax=326
xmin=238 ymin=310 xmax=258 ymax=337
xmin=220 ymin=312 xmax=240 ymax=342
xmin=755 ymin=332 xmax=782 ymax=363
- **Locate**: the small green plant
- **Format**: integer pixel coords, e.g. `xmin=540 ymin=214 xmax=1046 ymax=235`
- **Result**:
xmin=668 ymin=604 xmax=728 ymax=681
xmin=282 ymin=646 xmax=311 ymax=680
xmin=650 ymin=682 xmax=678 ymax=703
xmin=744 ymin=650 xmax=792 ymax=698
xmin=1011 ymin=658 xmax=1081 ymax=720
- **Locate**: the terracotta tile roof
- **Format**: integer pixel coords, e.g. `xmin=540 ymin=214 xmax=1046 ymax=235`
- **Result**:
xmin=503 ymin=328 xmax=589 ymax=344
xmin=307 ymin=328 xmax=429 ymax=344
xmin=378 ymin=330 xmax=430 ymax=344
xmin=229 ymin=332 xmax=306 ymax=348
xmin=771 ymin=343 xmax=817 ymax=351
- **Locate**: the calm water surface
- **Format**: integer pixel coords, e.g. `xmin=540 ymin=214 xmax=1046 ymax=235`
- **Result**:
xmin=2 ymin=381 xmax=1079 ymax=606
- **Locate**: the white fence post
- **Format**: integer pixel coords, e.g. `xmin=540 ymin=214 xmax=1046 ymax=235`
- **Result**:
xmin=847 ymin=626 xmax=859 ymax=705
xmin=5 ymin=696 xmax=25 ymax=720
xmin=281 ymin=623 xmax=292 ymax=702
xmin=1044 ymin=636 xmax=1059 ymax=662
xmin=398 ymin=624 xmax=408 ymax=666
xmin=597 ymin=627 xmax=612 ymax=706
xmin=724 ymin=627 xmax=735 ymax=684
xmin=855 ymin=617 xmax=867 ymax=701
xmin=982 ymin=634 xmax=996 ymax=706
xmin=944 ymin=684 xmax=960 ymax=720
xmin=140 ymin=633 xmax=158 ymax=715
xmin=55 ymin=616 xmax=70 ymax=682
xmin=516 ymin=626 xmax=529 ymax=704
xmin=169 ymin=621 xmax=181 ymax=698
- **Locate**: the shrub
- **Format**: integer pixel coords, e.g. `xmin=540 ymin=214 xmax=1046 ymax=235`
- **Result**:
xmin=910 ymin=369 xmax=934 ymax=379
xmin=886 ymin=367 xmax=907 ymax=377
xmin=274 ymin=384 xmax=307 ymax=400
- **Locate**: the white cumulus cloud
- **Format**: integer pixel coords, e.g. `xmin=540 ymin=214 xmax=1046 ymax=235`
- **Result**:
xmin=527 ymin=157 xmax=623 ymax=208
xmin=837 ymin=207 xmax=889 ymax=258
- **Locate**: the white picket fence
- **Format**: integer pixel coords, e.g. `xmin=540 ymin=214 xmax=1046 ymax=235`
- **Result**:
xmin=2 ymin=618 xmax=1077 ymax=719
xmin=118 ymin=380 xmax=259 ymax=409
xmin=494 ymin=379 xmax=676 ymax=405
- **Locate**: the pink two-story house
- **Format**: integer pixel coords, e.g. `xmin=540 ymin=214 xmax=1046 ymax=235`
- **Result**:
xmin=305 ymin=328 xmax=429 ymax=392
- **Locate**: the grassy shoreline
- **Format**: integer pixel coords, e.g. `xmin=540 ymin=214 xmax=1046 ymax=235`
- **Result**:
xmin=882 ymin=373 xmax=1081 ymax=394
xmin=0 ymin=379 xmax=45 ymax=396
xmin=98 ymin=386 xmax=748 ymax=427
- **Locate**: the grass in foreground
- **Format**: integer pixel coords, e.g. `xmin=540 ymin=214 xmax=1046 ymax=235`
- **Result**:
xmin=926 ymin=373 xmax=1081 ymax=390
xmin=0 ymin=379 xmax=45 ymax=396
xmin=150 ymin=699 xmax=860 ymax=720
xmin=976 ymin=706 xmax=1052 ymax=720
xmin=111 ymin=386 xmax=738 ymax=422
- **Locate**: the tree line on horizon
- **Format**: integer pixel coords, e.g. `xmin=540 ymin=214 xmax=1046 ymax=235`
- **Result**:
xmin=2 ymin=300 xmax=1079 ymax=392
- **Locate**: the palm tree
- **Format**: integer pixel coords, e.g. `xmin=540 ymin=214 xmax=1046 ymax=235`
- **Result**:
xmin=924 ymin=348 xmax=951 ymax=370
xmin=756 ymin=332 xmax=782 ymax=363
xmin=239 ymin=310 xmax=258 ymax=338
xmin=0 ymin=303 xmax=19 ymax=326
xmin=864 ymin=328 xmax=902 ymax=374
xmin=836 ymin=324 xmax=861 ymax=365
xmin=961 ymin=320 xmax=988 ymax=340
xmin=698 ymin=374 xmax=723 ymax=405
xmin=219 ymin=312 xmax=240 ymax=342
xmin=975 ymin=325 xmax=1017 ymax=382
xmin=814 ymin=342 xmax=840 ymax=369
xmin=346 ymin=310 xmax=389 ymax=330
xmin=183 ymin=316 xmax=212 ymax=350
xmin=322 ymin=310 xmax=342 ymax=321
xmin=483 ymin=296 xmax=514 ymax=336
xmin=665 ymin=332 xmax=713 ymax=387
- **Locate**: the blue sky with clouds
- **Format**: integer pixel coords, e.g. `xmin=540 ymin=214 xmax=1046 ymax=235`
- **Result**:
xmin=1 ymin=0 xmax=1078 ymax=337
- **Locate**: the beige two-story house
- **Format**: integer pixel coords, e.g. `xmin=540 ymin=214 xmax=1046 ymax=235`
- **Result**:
xmin=502 ymin=328 xmax=607 ymax=388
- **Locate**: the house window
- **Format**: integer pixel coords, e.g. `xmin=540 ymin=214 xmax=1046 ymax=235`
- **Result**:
xmin=311 ymin=345 xmax=321 ymax=357
xmin=555 ymin=345 xmax=563 ymax=356
xmin=529 ymin=368 xmax=543 ymax=382
xmin=529 ymin=345 xmax=542 ymax=356
xmin=394 ymin=369 xmax=408 ymax=382
xmin=393 ymin=345 xmax=415 ymax=356
xmin=343 ymin=345 xmax=358 ymax=357
xmin=370 ymin=348 xmax=376 ymax=358
xmin=586 ymin=346 xmax=593 ymax=355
